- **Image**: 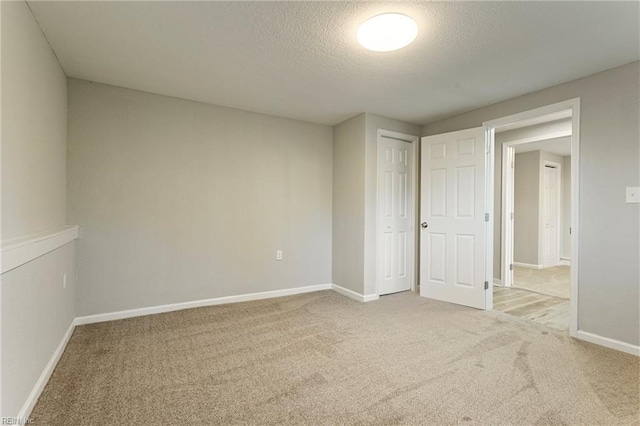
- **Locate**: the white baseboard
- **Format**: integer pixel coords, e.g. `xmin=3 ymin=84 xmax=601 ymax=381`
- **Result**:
xmin=493 ymin=278 xmax=502 ymax=286
xmin=560 ymin=258 xmax=571 ymax=266
xmin=513 ymin=262 xmax=543 ymax=269
xmin=76 ymin=284 xmax=333 ymax=325
xmin=361 ymin=293 xmax=380 ymax=302
xmin=576 ymin=330 xmax=640 ymax=356
xmin=331 ymin=284 xmax=379 ymax=302
xmin=15 ymin=284 xmax=638 ymax=421
xmin=18 ymin=283 xmax=358 ymax=417
xmin=17 ymin=319 xmax=76 ymax=419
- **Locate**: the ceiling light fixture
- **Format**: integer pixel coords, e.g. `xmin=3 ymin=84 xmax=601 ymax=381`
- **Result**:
xmin=357 ymin=13 xmax=418 ymax=52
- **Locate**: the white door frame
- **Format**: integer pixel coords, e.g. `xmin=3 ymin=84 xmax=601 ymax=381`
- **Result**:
xmin=541 ymin=160 xmax=562 ymax=269
xmin=484 ymin=128 xmax=495 ymax=310
xmin=484 ymin=98 xmax=581 ymax=338
xmin=376 ymin=129 xmax=419 ymax=295
xmin=501 ymin=142 xmax=516 ymax=287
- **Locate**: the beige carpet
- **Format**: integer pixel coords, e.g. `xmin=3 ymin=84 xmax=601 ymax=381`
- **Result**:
xmin=32 ymin=291 xmax=638 ymax=425
xmin=513 ymin=266 xmax=571 ymax=299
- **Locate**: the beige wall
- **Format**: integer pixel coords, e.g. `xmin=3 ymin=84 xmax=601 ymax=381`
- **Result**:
xmin=332 ymin=114 xmax=366 ymax=294
xmin=513 ymin=151 xmax=540 ymax=265
xmin=423 ymin=62 xmax=640 ymax=346
xmin=1 ymin=244 xmax=76 ymax=417
xmin=1 ymin=2 xmax=67 ymax=238
xmin=332 ymin=113 xmax=420 ymax=296
xmin=68 ymin=79 xmax=333 ymax=316
xmin=1 ymin=1 xmax=75 ymax=417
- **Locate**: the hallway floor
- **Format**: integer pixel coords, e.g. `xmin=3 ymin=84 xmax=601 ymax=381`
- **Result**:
xmin=512 ymin=265 xmax=570 ymax=298
xmin=493 ymin=266 xmax=570 ymax=331
xmin=493 ymin=287 xmax=569 ymax=331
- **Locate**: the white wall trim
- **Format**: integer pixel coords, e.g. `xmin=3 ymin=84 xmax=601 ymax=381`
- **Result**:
xmin=493 ymin=278 xmax=502 ymax=286
xmin=17 ymin=283 xmax=382 ymax=418
xmin=484 ymin=99 xmax=580 ymax=129
xmin=560 ymin=258 xmax=571 ymax=266
xmin=331 ymin=284 xmax=379 ymax=302
xmin=76 ymin=284 xmax=333 ymax=325
xmin=576 ymin=330 xmax=640 ymax=357
xmin=16 ymin=320 xmax=76 ymax=419
xmin=513 ymin=262 xmax=543 ymax=269
xmin=361 ymin=293 xmax=380 ymax=302
xmin=500 ymin=143 xmax=515 ymax=287
xmin=15 ymin=283 xmax=637 ymax=419
xmin=1 ymin=225 xmax=79 ymax=274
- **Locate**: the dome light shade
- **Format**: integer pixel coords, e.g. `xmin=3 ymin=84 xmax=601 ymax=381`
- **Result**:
xmin=357 ymin=13 xmax=418 ymax=52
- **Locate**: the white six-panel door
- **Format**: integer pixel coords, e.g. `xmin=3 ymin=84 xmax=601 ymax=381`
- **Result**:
xmin=420 ymin=128 xmax=487 ymax=309
xmin=377 ymin=135 xmax=414 ymax=295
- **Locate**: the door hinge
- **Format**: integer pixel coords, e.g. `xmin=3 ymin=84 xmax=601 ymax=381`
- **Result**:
xmin=484 ymin=281 xmax=489 ymax=290
xmin=510 ymin=263 xmax=513 ymax=271
xmin=510 ymin=212 xmax=514 ymax=220
xmin=485 ymin=213 xmax=489 ymax=222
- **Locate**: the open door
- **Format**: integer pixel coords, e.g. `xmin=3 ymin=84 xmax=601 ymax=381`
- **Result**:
xmin=420 ymin=127 xmax=489 ymax=309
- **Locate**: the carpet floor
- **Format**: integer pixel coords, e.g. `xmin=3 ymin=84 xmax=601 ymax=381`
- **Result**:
xmin=31 ymin=291 xmax=638 ymax=425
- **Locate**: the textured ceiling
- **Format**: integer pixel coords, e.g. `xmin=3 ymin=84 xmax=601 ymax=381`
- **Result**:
xmin=28 ymin=1 xmax=639 ymax=126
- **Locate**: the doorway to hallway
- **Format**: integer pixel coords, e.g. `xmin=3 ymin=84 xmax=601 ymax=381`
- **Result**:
xmin=490 ymin=105 xmax=575 ymax=332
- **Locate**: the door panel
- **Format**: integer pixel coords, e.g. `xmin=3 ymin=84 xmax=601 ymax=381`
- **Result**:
xmin=378 ymin=135 xmax=414 ymax=295
xmin=456 ymin=166 xmax=475 ymax=218
xmin=429 ymin=233 xmax=446 ymax=283
xmin=430 ymin=169 xmax=447 ymax=217
xmin=455 ymin=234 xmax=475 ymax=287
xmin=420 ymin=127 xmax=487 ymax=309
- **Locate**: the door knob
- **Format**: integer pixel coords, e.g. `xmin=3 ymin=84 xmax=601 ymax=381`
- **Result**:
xmin=421 ymin=222 xmax=428 ymax=229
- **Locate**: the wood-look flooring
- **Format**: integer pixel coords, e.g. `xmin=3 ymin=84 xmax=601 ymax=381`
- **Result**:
xmin=493 ymin=286 xmax=569 ymax=331
xmin=512 ymin=265 xmax=570 ymax=299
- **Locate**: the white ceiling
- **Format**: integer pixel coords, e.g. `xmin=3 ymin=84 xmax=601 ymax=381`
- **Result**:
xmin=28 ymin=1 xmax=639 ymax=126
xmin=498 ymin=117 xmax=572 ymax=155
xmin=514 ymin=136 xmax=571 ymax=157
xmin=497 ymin=117 xmax=571 ymax=142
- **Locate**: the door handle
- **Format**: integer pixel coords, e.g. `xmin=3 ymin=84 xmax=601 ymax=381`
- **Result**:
xmin=421 ymin=222 xmax=428 ymax=229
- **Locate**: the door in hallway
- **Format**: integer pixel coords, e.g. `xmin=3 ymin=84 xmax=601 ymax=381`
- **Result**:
xmin=377 ymin=135 xmax=414 ymax=295
xmin=542 ymin=164 xmax=560 ymax=268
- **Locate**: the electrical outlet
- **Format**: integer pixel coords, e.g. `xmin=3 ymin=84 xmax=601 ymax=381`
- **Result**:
xmin=63 ymin=273 xmax=67 ymax=290
xmin=626 ymin=187 xmax=640 ymax=204
xmin=276 ymin=250 xmax=283 ymax=261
